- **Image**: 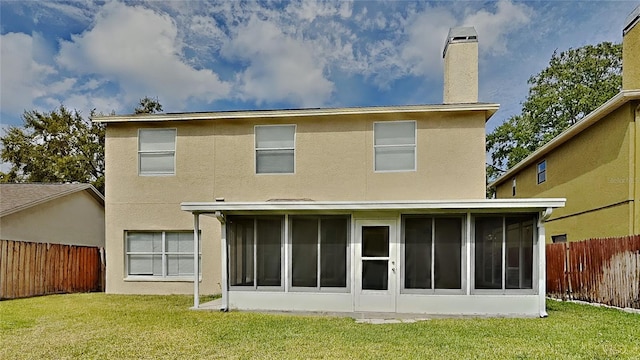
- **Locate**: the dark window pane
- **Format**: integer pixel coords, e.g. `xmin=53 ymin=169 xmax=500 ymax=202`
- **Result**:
xmin=404 ymin=217 xmax=432 ymax=289
xmin=506 ymin=217 xmax=534 ymax=289
xmin=228 ymin=218 xmax=254 ymax=286
xmin=320 ymin=218 xmax=348 ymax=287
xmin=257 ymin=218 xmax=282 ymax=286
xmin=435 ymin=218 xmax=462 ymax=289
xmin=291 ymin=217 xmax=318 ymax=287
xmin=362 ymin=226 xmax=389 ymax=257
xmin=362 ymin=260 xmax=388 ymax=290
xmin=475 ymin=217 xmax=503 ymax=289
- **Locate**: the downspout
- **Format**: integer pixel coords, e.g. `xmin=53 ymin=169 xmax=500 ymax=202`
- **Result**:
xmin=215 ymin=211 xmax=229 ymax=312
xmin=193 ymin=212 xmax=201 ymax=309
xmin=537 ymin=207 xmax=553 ymax=318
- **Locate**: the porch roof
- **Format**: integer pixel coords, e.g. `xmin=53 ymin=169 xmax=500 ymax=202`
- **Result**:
xmin=181 ymin=198 xmax=565 ymax=214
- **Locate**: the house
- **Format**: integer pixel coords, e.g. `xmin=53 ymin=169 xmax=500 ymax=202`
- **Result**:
xmin=490 ymin=6 xmax=640 ymax=243
xmin=94 ymin=27 xmax=564 ymax=317
xmin=0 ymin=183 xmax=105 ymax=247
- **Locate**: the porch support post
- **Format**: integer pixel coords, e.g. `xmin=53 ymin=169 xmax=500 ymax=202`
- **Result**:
xmin=193 ymin=212 xmax=200 ymax=309
xmin=216 ymin=211 xmax=229 ymax=311
xmin=537 ymin=208 xmax=552 ymax=318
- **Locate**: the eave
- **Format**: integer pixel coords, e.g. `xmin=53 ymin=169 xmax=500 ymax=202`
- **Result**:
xmin=92 ymin=103 xmax=499 ymax=123
xmin=490 ymin=90 xmax=640 ymax=189
xmin=181 ymin=198 xmax=565 ymax=214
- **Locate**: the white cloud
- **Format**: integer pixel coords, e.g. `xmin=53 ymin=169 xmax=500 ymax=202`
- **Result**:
xmin=223 ymin=16 xmax=334 ymax=107
xmin=463 ymin=0 xmax=532 ymax=55
xmin=56 ymin=2 xmax=231 ymax=111
xmin=0 ymin=32 xmax=56 ymax=115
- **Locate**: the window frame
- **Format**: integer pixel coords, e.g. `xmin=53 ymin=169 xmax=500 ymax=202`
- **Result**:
xmin=254 ymin=124 xmax=296 ymax=175
xmin=227 ymin=216 xmax=285 ymax=291
xmin=287 ymin=215 xmax=351 ymax=293
xmin=138 ymin=128 xmax=177 ymax=176
xmin=512 ymin=177 xmax=517 ymax=197
xmin=373 ymin=120 xmax=417 ymax=173
xmin=471 ymin=214 xmax=538 ymax=295
xmin=124 ymin=230 xmax=201 ymax=281
xmin=400 ymin=215 xmax=466 ymax=295
xmin=537 ymin=160 xmax=547 ymax=184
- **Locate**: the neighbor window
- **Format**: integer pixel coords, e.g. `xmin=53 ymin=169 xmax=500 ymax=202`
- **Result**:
xmin=255 ymin=125 xmax=295 ymax=174
xmin=512 ymin=177 xmax=517 ymax=197
xmin=126 ymin=231 xmax=200 ymax=278
xmin=374 ymin=121 xmax=416 ymax=172
xmin=537 ymin=160 xmax=546 ymax=184
xmin=138 ymin=129 xmax=176 ymax=175
xmin=228 ymin=216 xmax=283 ymax=288
xmin=474 ymin=216 xmax=534 ymax=290
xmin=403 ymin=216 xmax=463 ymax=291
xmin=291 ymin=216 xmax=349 ymax=290
xmin=552 ymin=234 xmax=567 ymax=243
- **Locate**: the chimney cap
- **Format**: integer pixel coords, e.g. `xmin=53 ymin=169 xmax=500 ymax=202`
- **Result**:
xmin=443 ymin=27 xmax=478 ymax=58
xmin=623 ymin=5 xmax=640 ymax=35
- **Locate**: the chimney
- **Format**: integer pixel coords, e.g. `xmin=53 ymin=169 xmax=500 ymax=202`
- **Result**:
xmin=623 ymin=5 xmax=640 ymax=90
xmin=443 ymin=27 xmax=478 ymax=104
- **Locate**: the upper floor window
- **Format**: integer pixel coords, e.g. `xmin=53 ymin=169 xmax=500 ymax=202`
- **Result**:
xmin=512 ymin=177 xmax=517 ymax=197
xmin=537 ymin=160 xmax=546 ymax=184
xmin=374 ymin=121 xmax=416 ymax=172
xmin=255 ymin=125 xmax=295 ymax=174
xmin=138 ymin=129 xmax=176 ymax=175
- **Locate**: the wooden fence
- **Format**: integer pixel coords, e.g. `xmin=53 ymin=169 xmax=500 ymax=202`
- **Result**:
xmin=546 ymin=235 xmax=640 ymax=309
xmin=0 ymin=239 xmax=104 ymax=300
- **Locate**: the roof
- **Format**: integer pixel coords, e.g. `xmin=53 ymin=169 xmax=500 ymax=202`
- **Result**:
xmin=92 ymin=103 xmax=500 ymax=123
xmin=0 ymin=183 xmax=104 ymax=217
xmin=181 ymin=198 xmax=565 ymax=214
xmin=490 ymin=90 xmax=640 ymax=188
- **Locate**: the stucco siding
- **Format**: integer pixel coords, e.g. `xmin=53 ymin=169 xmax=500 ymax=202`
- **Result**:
xmin=104 ymin=111 xmax=486 ymax=294
xmin=496 ymin=103 xmax=637 ymax=241
xmin=0 ymin=190 xmax=105 ymax=247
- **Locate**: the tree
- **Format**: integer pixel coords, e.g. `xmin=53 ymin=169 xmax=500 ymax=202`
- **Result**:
xmin=134 ymin=96 xmax=163 ymax=114
xmin=487 ymin=42 xmax=622 ymax=182
xmin=0 ymin=97 xmax=163 ymax=194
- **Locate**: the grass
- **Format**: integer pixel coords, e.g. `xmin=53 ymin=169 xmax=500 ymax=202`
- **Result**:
xmin=1 ymin=294 xmax=639 ymax=359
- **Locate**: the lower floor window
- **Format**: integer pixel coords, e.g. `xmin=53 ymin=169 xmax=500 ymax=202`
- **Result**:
xmin=474 ymin=216 xmax=534 ymax=290
xmin=126 ymin=231 xmax=201 ymax=277
xmin=403 ymin=216 xmax=462 ymax=290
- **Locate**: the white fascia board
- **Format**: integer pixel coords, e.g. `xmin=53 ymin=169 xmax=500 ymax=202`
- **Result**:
xmin=181 ymin=198 xmax=565 ymax=214
xmin=490 ymin=90 xmax=640 ymax=188
xmin=93 ymin=103 xmax=499 ymax=123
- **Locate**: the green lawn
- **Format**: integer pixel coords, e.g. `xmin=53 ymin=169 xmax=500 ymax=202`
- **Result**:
xmin=1 ymin=294 xmax=638 ymax=359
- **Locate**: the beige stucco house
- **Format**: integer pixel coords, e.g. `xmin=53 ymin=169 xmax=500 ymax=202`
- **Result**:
xmin=0 ymin=183 xmax=105 ymax=247
xmin=490 ymin=6 xmax=640 ymax=243
xmin=94 ymin=27 xmax=564 ymax=317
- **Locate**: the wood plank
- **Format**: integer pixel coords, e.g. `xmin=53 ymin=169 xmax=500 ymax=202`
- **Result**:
xmin=0 ymin=240 xmax=7 ymax=299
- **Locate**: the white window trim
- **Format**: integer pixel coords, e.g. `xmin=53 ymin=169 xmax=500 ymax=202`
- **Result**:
xmin=124 ymin=230 xmax=201 ymax=280
xmin=138 ymin=128 xmax=177 ymax=176
xmin=254 ymin=124 xmax=296 ymax=175
xmin=373 ymin=120 xmax=417 ymax=173
xmin=400 ymin=214 xmax=466 ymax=295
xmin=228 ymin=216 xmax=285 ymax=291
xmin=287 ymin=215 xmax=351 ymax=293
xmin=537 ymin=160 xmax=547 ymax=184
xmin=470 ymin=215 xmax=538 ymax=295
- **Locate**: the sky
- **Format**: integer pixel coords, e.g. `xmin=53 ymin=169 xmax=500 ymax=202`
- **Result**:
xmin=0 ymin=0 xmax=638 ymax=134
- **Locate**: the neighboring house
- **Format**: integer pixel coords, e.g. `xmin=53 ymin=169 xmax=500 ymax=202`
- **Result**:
xmin=94 ymin=27 xmax=564 ymax=317
xmin=0 ymin=183 xmax=105 ymax=247
xmin=491 ymin=7 xmax=640 ymax=243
